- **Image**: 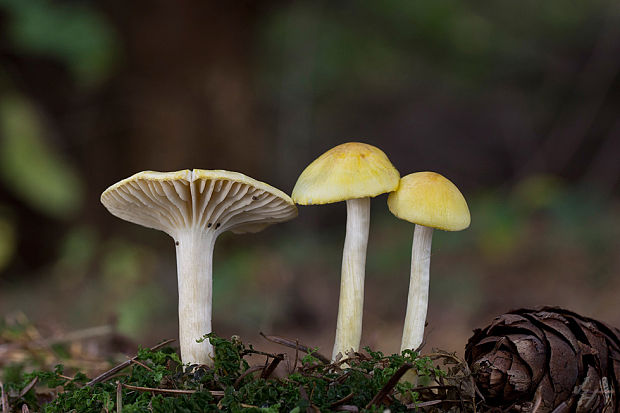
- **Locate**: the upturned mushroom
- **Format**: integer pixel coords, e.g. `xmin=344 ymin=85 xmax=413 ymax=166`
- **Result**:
xmin=387 ymin=172 xmax=470 ymax=353
xmin=292 ymin=142 xmax=400 ymax=360
xmin=101 ymin=169 xmax=298 ymax=366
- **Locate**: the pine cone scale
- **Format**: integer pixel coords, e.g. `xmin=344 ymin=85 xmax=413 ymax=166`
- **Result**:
xmin=545 ymin=331 xmax=579 ymax=404
xmin=466 ymin=307 xmax=620 ymax=412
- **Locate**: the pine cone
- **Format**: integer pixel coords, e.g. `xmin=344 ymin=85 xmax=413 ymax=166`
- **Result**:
xmin=465 ymin=307 xmax=620 ymax=412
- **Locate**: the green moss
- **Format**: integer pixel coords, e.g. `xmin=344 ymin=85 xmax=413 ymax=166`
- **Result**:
xmin=2 ymin=334 xmax=456 ymax=412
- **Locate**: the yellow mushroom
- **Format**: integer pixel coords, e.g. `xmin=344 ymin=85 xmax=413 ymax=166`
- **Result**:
xmin=388 ymin=172 xmax=470 ymax=352
xmin=292 ymin=142 xmax=400 ymax=361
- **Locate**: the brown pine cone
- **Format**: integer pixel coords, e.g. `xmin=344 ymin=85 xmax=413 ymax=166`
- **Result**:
xmin=465 ymin=307 xmax=620 ymax=412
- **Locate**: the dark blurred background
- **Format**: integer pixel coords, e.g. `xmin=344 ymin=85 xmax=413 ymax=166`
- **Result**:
xmin=1 ymin=0 xmax=619 ymax=357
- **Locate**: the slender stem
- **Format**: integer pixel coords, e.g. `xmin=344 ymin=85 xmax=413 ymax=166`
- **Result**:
xmin=400 ymin=224 xmax=434 ymax=352
xmin=175 ymin=229 xmax=217 ymax=365
xmin=332 ymin=197 xmax=370 ymax=361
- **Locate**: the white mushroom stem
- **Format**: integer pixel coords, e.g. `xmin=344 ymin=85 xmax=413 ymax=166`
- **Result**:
xmin=100 ymin=170 xmax=298 ymax=368
xmin=400 ymin=224 xmax=434 ymax=352
xmin=175 ymin=228 xmax=217 ymax=366
xmin=332 ymin=197 xmax=370 ymax=361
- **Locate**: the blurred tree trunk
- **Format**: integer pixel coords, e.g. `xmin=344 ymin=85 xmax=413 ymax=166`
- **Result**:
xmin=98 ymin=0 xmax=266 ymax=171
xmin=86 ymin=0 xmax=274 ymax=228
xmin=0 ymin=0 xmax=277 ymax=273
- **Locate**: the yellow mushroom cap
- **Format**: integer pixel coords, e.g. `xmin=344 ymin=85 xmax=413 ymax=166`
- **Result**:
xmin=291 ymin=142 xmax=400 ymax=205
xmin=387 ymin=172 xmax=470 ymax=231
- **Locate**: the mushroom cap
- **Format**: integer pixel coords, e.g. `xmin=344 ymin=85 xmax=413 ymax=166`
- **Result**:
xmin=387 ymin=171 xmax=470 ymax=231
xmin=291 ymin=142 xmax=400 ymax=205
xmin=101 ymin=169 xmax=298 ymax=236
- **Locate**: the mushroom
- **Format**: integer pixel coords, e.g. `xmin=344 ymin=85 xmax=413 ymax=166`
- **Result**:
xmin=101 ymin=169 xmax=298 ymax=366
xmin=291 ymin=142 xmax=400 ymax=360
xmin=387 ymin=172 xmax=470 ymax=353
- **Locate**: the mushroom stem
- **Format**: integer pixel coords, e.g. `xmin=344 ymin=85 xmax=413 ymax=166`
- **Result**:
xmin=332 ymin=197 xmax=370 ymax=361
xmin=175 ymin=229 xmax=217 ymax=366
xmin=400 ymin=224 xmax=434 ymax=352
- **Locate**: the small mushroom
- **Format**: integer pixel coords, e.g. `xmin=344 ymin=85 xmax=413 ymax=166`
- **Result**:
xmin=101 ymin=169 xmax=298 ymax=366
xmin=292 ymin=142 xmax=400 ymax=360
xmin=387 ymin=172 xmax=470 ymax=352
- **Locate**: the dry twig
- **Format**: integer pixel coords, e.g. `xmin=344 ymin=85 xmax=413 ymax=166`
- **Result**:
xmin=129 ymin=359 xmax=154 ymax=372
xmin=233 ymin=366 xmax=264 ymax=387
xmin=121 ymin=383 xmax=224 ymax=397
xmin=365 ymin=363 xmax=413 ymax=409
xmin=329 ymin=391 xmax=354 ymax=408
xmin=261 ymin=353 xmax=284 ymax=379
xmin=18 ymin=377 xmax=38 ymax=398
xmin=116 ymin=381 xmax=122 ymax=413
xmin=87 ymin=339 xmax=175 ymax=386
xmin=260 ymin=333 xmax=330 ymax=364
xmin=0 ymin=382 xmax=8 ymax=413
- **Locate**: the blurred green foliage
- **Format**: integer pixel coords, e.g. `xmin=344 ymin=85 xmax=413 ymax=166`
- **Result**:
xmin=0 ymin=95 xmax=83 ymax=219
xmin=513 ymin=175 xmax=565 ymax=212
xmin=99 ymin=239 xmax=166 ymax=338
xmin=214 ymin=249 xmax=267 ymax=326
xmin=0 ymin=0 xmax=117 ymax=273
xmin=56 ymin=226 xmax=98 ymax=273
xmin=0 ymin=0 xmax=118 ymax=86
xmin=258 ymin=0 xmax=609 ymax=95
xmin=470 ymin=193 xmax=523 ymax=259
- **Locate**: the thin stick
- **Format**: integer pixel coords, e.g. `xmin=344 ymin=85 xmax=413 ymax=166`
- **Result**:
xmin=0 ymin=382 xmax=7 ymax=413
xmin=121 ymin=383 xmax=224 ymax=397
xmin=43 ymin=325 xmax=114 ymax=346
xmin=424 ymin=352 xmax=466 ymax=364
xmin=261 ymin=354 xmax=284 ymax=379
xmin=293 ymin=339 xmax=300 ymax=374
xmin=130 ymin=359 xmax=154 ymax=372
xmin=335 ymin=406 xmax=358 ymax=412
xmin=87 ymin=339 xmax=176 ymax=386
xmin=365 ymin=363 xmax=413 ymax=409
xmin=408 ymin=399 xmax=471 ymax=408
xmin=233 ymin=366 xmax=264 ymax=387
xmin=412 ymin=400 xmax=442 ymax=407
xmin=330 ymin=391 xmax=354 ymax=408
xmin=19 ymin=377 xmax=38 ymax=398
xmin=410 ymin=384 xmax=457 ymax=392
xmin=116 ymin=381 xmax=122 ymax=413
xmin=298 ymin=385 xmax=320 ymax=413
xmin=260 ymin=333 xmax=329 ymax=364
xmin=242 ymin=348 xmax=279 ymax=359
xmin=0 ymin=325 xmax=115 ymax=354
